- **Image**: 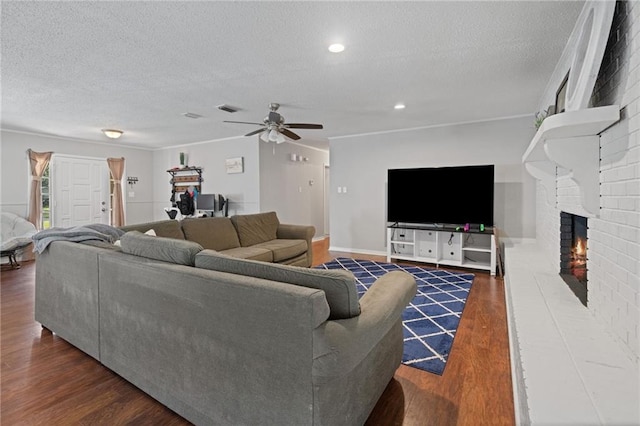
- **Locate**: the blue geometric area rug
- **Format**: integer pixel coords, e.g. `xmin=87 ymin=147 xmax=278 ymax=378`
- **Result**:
xmin=315 ymin=257 xmax=474 ymax=375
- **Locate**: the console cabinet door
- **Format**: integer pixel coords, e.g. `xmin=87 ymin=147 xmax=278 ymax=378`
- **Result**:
xmin=439 ymin=232 xmax=462 ymax=262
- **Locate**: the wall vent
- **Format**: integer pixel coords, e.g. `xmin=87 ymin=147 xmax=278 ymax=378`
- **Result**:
xmin=217 ymin=104 xmax=239 ymax=113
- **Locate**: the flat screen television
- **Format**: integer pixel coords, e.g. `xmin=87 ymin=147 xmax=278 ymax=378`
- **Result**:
xmin=387 ymin=164 xmax=494 ymax=226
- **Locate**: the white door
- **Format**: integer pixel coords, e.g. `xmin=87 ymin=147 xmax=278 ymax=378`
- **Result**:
xmin=51 ymin=155 xmax=110 ymax=227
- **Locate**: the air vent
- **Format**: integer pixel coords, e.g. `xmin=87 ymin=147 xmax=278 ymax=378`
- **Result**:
xmin=217 ymin=104 xmax=239 ymax=113
xmin=182 ymin=112 xmax=203 ymax=119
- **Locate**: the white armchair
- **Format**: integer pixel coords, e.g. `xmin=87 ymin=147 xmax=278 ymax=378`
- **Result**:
xmin=1 ymin=212 xmax=37 ymax=269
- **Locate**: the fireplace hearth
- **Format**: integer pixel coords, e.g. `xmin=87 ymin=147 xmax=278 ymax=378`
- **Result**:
xmin=560 ymin=212 xmax=588 ymax=307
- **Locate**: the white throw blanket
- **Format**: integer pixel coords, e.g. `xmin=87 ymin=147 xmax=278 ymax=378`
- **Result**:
xmin=31 ymin=224 xmax=125 ymax=254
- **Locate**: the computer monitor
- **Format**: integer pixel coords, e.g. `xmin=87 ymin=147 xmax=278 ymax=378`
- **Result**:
xmin=197 ymin=193 xmax=216 ymax=211
xmin=197 ymin=193 xmax=228 ymax=216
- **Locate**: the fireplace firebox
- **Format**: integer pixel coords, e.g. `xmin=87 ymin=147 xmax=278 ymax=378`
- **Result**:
xmin=560 ymin=212 xmax=588 ymax=306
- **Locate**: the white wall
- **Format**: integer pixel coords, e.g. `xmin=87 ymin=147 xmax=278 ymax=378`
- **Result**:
xmin=259 ymin=140 xmax=329 ymax=236
xmin=1 ymin=129 xmax=329 ymax=239
xmin=150 ymin=136 xmax=329 ymax=237
xmin=151 ymin=136 xmax=260 ymax=221
xmin=328 ymin=115 xmax=538 ymax=254
xmin=0 ymin=130 xmax=154 ymax=224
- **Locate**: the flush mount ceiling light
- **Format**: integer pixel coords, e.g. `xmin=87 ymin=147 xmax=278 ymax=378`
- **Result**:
xmin=394 ymin=103 xmax=406 ymax=110
xmin=328 ymin=43 xmax=345 ymax=53
xmin=102 ymin=129 xmax=123 ymax=139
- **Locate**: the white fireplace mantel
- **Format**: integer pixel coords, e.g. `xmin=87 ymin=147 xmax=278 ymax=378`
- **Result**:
xmin=522 ymin=105 xmax=620 ymax=216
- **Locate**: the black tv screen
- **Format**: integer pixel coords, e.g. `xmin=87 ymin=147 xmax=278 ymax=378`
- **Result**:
xmin=387 ymin=165 xmax=494 ymax=226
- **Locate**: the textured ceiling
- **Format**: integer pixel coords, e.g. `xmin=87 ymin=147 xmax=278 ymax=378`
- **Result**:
xmin=1 ymin=1 xmax=584 ymax=150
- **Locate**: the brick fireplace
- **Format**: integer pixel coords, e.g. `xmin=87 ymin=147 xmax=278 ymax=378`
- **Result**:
xmin=559 ymin=212 xmax=588 ymax=307
xmin=509 ymin=6 xmax=639 ymax=423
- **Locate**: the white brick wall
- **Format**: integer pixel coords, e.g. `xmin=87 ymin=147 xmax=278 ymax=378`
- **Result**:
xmin=536 ymin=183 xmax=560 ymax=268
xmin=536 ymin=0 xmax=640 ymax=363
xmin=557 ymin=175 xmax=590 ymax=218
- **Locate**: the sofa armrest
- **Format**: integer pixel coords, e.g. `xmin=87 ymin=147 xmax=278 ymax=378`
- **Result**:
xmin=277 ymin=223 xmax=315 ymax=240
xmin=277 ymin=223 xmax=315 ymax=267
xmin=312 ymin=270 xmax=417 ymax=377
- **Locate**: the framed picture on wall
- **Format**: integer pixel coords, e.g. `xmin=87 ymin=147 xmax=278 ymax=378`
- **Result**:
xmin=225 ymin=157 xmax=244 ymax=174
xmin=555 ymin=70 xmax=570 ymax=113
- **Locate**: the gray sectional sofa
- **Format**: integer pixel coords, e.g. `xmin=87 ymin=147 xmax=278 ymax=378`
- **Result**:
xmin=34 ymin=212 xmax=417 ymax=425
xmin=120 ymin=211 xmax=315 ymax=267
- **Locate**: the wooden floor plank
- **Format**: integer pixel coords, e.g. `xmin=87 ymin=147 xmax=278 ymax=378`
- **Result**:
xmin=1 ymin=239 xmax=515 ymax=425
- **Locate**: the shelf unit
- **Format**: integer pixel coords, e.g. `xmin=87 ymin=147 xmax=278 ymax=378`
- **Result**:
xmin=387 ymin=225 xmax=496 ymax=275
xmin=167 ymin=166 xmax=203 ymax=206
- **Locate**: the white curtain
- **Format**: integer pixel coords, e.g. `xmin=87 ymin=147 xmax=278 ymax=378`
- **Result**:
xmin=27 ymin=149 xmax=53 ymax=230
xmin=107 ymin=157 xmax=125 ymax=227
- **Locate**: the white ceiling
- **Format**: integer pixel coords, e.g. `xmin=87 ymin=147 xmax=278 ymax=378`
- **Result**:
xmin=1 ymin=1 xmax=584 ymax=151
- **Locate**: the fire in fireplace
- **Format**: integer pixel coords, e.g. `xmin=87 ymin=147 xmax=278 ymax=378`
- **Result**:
xmin=560 ymin=212 xmax=588 ymax=307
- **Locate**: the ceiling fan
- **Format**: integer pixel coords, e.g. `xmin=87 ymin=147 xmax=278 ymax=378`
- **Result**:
xmin=224 ymin=103 xmax=323 ymax=143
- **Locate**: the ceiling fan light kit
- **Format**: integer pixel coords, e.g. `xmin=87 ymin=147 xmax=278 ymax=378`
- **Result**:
xmin=269 ymin=129 xmax=284 ymax=143
xmin=225 ymin=103 xmax=323 ymax=143
xmin=260 ymin=129 xmax=285 ymax=144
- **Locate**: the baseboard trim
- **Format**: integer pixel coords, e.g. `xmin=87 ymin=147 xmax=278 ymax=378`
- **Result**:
xmin=327 ymin=246 xmax=386 ymax=257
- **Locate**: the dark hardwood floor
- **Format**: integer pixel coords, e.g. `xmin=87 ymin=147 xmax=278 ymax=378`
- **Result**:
xmin=1 ymin=239 xmax=515 ymax=425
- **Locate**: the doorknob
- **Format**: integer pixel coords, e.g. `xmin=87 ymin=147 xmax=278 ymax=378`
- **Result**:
xmin=101 ymin=201 xmax=106 ymax=205
xmin=101 ymin=208 xmax=107 ymax=212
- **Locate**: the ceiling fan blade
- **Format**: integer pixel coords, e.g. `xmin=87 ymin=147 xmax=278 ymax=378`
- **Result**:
xmin=284 ymin=123 xmax=323 ymax=130
xmin=223 ymin=120 xmax=264 ymax=126
xmin=279 ymin=128 xmax=301 ymax=140
xmin=244 ymin=128 xmax=267 ymax=137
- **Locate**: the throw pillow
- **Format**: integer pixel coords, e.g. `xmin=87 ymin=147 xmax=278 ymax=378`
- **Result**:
xmin=118 ymin=220 xmax=185 ymax=240
xmin=230 ymin=211 xmax=279 ymax=247
xmin=181 ymin=217 xmax=241 ymax=251
xmin=120 ymin=231 xmax=203 ymax=266
xmin=195 ymin=250 xmax=360 ymax=319
xmin=115 ymin=228 xmax=155 ymax=246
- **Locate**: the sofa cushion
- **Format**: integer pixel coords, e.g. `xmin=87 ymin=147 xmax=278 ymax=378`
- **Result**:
xmin=195 ymin=250 xmax=360 ymax=319
xmin=180 ymin=217 xmax=241 ymax=251
xmin=119 ymin=220 xmax=185 ymax=240
xmin=252 ymin=239 xmax=308 ymax=263
xmin=230 ymin=211 xmax=279 ymax=247
xmin=277 ymin=253 xmax=308 ymax=267
xmin=219 ymin=246 xmax=273 ymax=262
xmin=120 ymin=231 xmax=203 ymax=266
xmin=81 ymin=240 xmax=122 ymax=251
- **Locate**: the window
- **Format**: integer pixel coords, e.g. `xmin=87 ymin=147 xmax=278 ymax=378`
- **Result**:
xmin=41 ymin=165 xmax=51 ymax=229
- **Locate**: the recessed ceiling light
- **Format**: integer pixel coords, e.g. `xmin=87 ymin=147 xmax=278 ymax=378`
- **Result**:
xmin=328 ymin=43 xmax=345 ymax=53
xmin=102 ymin=129 xmax=123 ymax=139
xmin=394 ymin=103 xmax=406 ymax=110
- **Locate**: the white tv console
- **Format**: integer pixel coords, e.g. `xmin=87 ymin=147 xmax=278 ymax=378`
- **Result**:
xmin=386 ymin=224 xmax=496 ymax=275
